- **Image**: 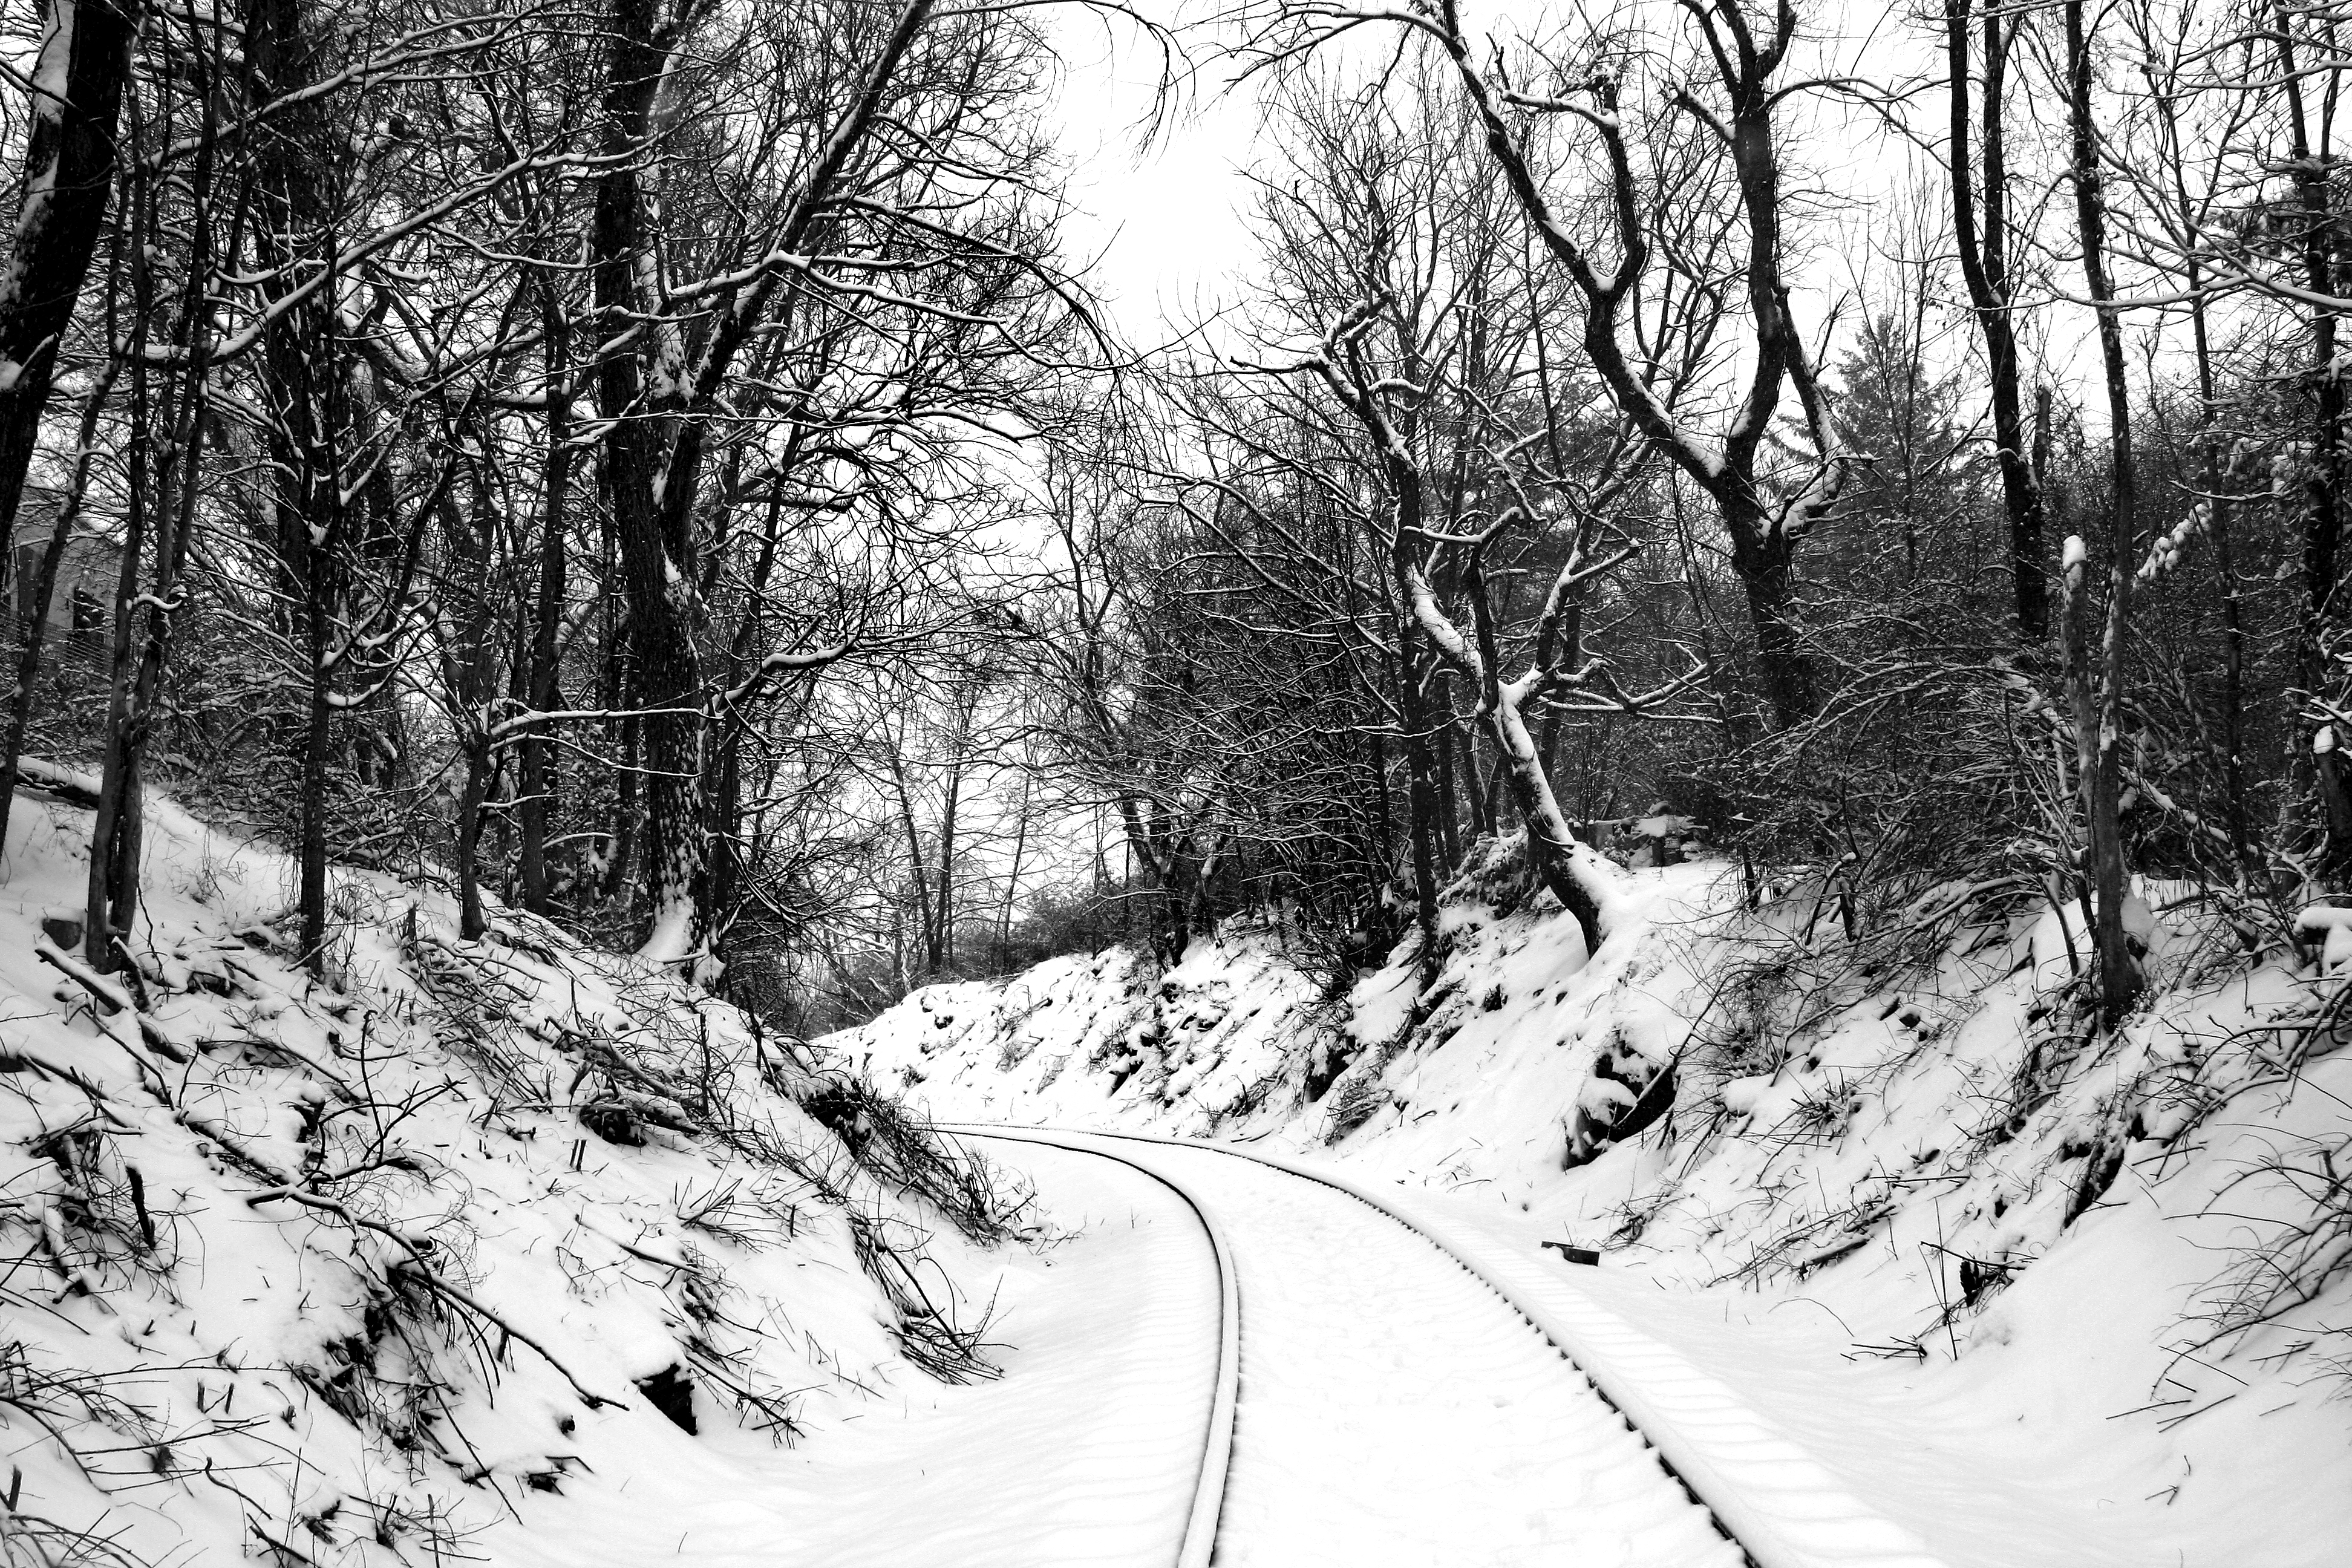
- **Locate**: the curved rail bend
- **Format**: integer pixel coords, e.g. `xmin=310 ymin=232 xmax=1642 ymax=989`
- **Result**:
xmin=943 ymin=1122 xmax=1949 ymax=1568
xmin=952 ymin=1126 xmax=1239 ymax=1568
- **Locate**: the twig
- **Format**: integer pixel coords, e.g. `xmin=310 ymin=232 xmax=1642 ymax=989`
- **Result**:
xmin=246 ymin=1186 xmax=624 ymax=1410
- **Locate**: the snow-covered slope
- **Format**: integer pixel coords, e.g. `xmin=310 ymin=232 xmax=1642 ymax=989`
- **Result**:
xmin=834 ymin=848 xmax=2352 ymax=1567
xmin=0 ymin=764 xmax=1020 ymax=1568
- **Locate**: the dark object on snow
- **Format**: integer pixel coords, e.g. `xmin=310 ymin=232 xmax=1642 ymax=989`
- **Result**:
xmin=1541 ymin=1241 xmax=1601 ymax=1266
xmin=38 ymin=915 xmax=80 ymax=949
xmin=1958 ymin=1255 xmax=2014 ymax=1307
xmin=578 ymin=1097 xmax=644 ymax=1147
xmin=2063 ymin=1136 xmax=2127 ymax=1227
xmin=635 ymin=1364 xmax=697 ymax=1433
xmin=1563 ymin=1040 xmax=1679 ymax=1171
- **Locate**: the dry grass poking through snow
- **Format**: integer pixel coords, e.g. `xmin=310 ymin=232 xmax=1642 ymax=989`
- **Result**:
xmin=0 ymin=766 xmax=1021 ymax=1568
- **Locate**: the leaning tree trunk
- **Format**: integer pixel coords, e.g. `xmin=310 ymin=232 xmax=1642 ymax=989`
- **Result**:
xmin=0 ymin=0 xmax=139 ymax=575
xmin=1459 ymin=555 xmax=1618 ymax=956
xmin=0 ymin=350 xmax=119 ymax=854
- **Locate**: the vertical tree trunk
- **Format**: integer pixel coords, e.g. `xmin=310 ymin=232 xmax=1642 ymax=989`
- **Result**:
xmin=2187 ymin=268 xmax=2250 ymax=878
xmin=80 ymin=44 xmax=226 ymax=967
xmin=242 ymin=0 xmax=344 ymax=972
xmin=1945 ymin=0 xmax=2049 ymax=639
xmin=1721 ymin=494 xmax=1814 ymax=725
xmin=1393 ymin=627 xmax=1443 ymax=991
xmin=997 ymin=782 xmax=1029 ymax=965
xmin=296 ymin=536 xmax=336 ymax=965
xmin=592 ymin=0 xmax=708 ymax=962
xmin=2063 ymin=0 xmax=2143 ymax=1026
xmin=455 ymin=740 xmax=491 ymax=938
xmin=932 ymin=754 xmax=963 ymax=971
xmin=1432 ymin=708 xmax=1461 ymax=866
xmin=2276 ymin=7 xmax=2352 ymax=871
xmin=518 ymin=280 xmax=570 ymax=911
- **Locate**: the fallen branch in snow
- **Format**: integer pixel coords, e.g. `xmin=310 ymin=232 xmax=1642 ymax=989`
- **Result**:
xmin=10 ymin=756 xmax=102 ymax=808
xmin=0 ymin=1049 xmax=132 ymax=1125
xmin=246 ymin=1184 xmax=626 ymax=1411
xmin=34 ymin=941 xmax=189 ymax=1063
xmin=175 ymin=1109 xmax=295 ymax=1186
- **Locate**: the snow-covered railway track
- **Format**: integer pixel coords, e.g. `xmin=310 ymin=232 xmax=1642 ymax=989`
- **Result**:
xmin=946 ymin=1124 xmax=1749 ymax=1568
xmin=956 ymin=1127 xmax=1239 ymax=1568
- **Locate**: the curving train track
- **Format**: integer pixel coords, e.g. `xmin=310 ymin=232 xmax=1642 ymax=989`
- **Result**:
xmin=941 ymin=1124 xmax=1895 ymax=1568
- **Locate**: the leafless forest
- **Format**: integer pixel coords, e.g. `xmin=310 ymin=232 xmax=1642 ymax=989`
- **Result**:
xmin=0 ymin=0 xmax=2344 ymax=1038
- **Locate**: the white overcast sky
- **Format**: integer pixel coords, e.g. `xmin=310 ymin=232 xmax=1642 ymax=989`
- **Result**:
xmin=1043 ymin=4 xmax=1263 ymax=340
xmin=1036 ymin=0 xmax=1946 ymax=352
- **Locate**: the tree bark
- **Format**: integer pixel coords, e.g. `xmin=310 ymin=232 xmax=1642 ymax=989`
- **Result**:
xmin=1945 ymin=0 xmax=2049 ymax=639
xmin=0 ymin=0 xmax=139 ymax=573
xmin=518 ymin=278 xmax=570 ymax=912
xmin=592 ymin=0 xmax=708 ymax=963
xmin=0 ymin=348 xmax=119 ymax=855
xmin=2276 ymin=7 xmax=2352 ymax=871
xmin=2062 ymin=0 xmax=2142 ymax=1026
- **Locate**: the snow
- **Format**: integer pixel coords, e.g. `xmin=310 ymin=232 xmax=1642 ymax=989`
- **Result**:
xmin=834 ymin=855 xmax=2352 ymax=1567
xmin=10 ymin=754 xmax=2344 ymax=1567
xmin=637 ymin=895 xmax=700 ymax=965
xmin=0 ymin=763 xmax=1075 ymax=1568
xmin=500 ymin=1139 xmax=1217 ymax=1567
xmin=1024 ymin=1131 xmax=1738 ymax=1567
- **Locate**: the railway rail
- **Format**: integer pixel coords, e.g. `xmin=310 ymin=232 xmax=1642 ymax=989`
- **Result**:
xmin=945 ymin=1124 xmax=1937 ymax=1568
xmin=955 ymin=1126 xmax=1240 ymax=1568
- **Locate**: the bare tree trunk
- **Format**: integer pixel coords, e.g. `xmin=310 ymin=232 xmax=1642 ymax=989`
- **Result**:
xmin=2063 ymin=0 xmax=2142 ymax=1026
xmin=1394 ymin=612 xmax=1443 ymax=991
xmin=593 ymin=0 xmax=708 ymax=962
xmin=1946 ymin=0 xmax=2049 ymax=639
xmin=997 ymin=780 xmax=1030 ymax=965
xmin=1460 ymin=552 xmax=1615 ymax=955
xmin=2275 ymin=7 xmax=2352 ymax=872
xmin=1426 ymin=0 xmax=1837 ymax=727
xmin=518 ymin=279 xmax=570 ymax=911
xmin=0 ymin=0 xmax=138 ymax=569
xmin=932 ymin=751 xmax=964 ymax=971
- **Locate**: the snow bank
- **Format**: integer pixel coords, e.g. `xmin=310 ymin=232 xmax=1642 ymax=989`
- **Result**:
xmin=0 ymin=764 xmax=1016 ymax=1568
xmin=834 ymin=855 xmax=2352 ymax=1567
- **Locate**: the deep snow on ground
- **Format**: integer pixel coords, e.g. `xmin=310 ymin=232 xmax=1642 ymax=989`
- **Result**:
xmin=835 ymin=848 xmax=2352 ymax=1567
xmin=0 ymin=766 xmax=1039 ymax=1568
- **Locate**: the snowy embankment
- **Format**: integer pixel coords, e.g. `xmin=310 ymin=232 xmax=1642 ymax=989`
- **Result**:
xmin=835 ymin=849 xmax=2352 ymax=1567
xmin=0 ymin=764 xmax=1030 ymax=1568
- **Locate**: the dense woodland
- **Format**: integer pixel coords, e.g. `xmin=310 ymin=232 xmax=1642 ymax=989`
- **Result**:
xmin=0 ymin=0 xmax=2342 ymax=1035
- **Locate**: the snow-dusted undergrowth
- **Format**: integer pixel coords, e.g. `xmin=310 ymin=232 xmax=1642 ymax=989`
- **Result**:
xmin=0 ymin=766 xmax=1012 ymax=1568
xmin=838 ymin=843 xmax=2352 ymax=1566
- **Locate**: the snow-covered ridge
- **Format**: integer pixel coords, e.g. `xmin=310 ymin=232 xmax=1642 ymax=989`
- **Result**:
xmin=0 ymin=765 xmax=1012 ymax=1568
xmin=834 ymin=851 xmax=2352 ymax=1567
